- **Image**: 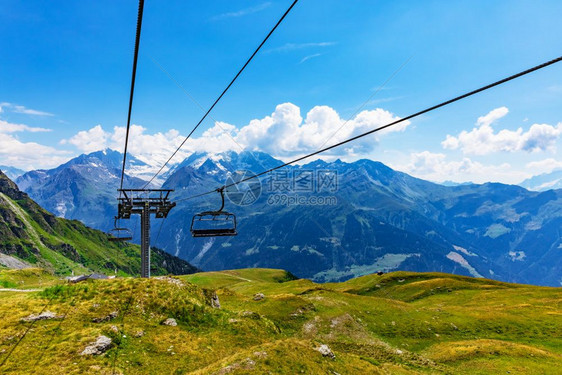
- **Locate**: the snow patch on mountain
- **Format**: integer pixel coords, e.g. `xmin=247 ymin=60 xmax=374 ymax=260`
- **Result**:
xmin=191 ymin=238 xmax=215 ymax=266
xmin=174 ymin=229 xmax=183 ymax=257
xmin=446 ymin=252 xmax=483 ymax=278
xmin=525 ymin=221 xmax=542 ymax=231
xmin=484 ymin=224 xmax=511 ymax=238
xmin=453 ymin=245 xmax=477 ymax=257
xmin=508 ymin=251 xmax=526 ymax=261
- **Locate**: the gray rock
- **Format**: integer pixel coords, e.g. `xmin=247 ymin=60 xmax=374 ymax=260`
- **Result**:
xmin=134 ymin=330 xmax=145 ymax=338
xmin=162 ymin=318 xmax=177 ymax=326
xmin=21 ymin=311 xmax=62 ymax=322
xmin=315 ymin=344 xmax=336 ymax=359
xmin=211 ymin=292 xmax=221 ymax=309
xmin=253 ymin=293 xmax=265 ymax=301
xmin=215 ymin=358 xmax=256 ymax=375
xmin=0 ymin=253 xmax=31 ymax=269
xmin=92 ymin=311 xmax=118 ymax=323
xmin=154 ymin=276 xmax=184 ymax=287
xmin=80 ymin=335 xmax=112 ymax=356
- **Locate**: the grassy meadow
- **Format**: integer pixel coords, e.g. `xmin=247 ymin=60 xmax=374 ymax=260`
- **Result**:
xmin=0 ymin=268 xmax=560 ymax=374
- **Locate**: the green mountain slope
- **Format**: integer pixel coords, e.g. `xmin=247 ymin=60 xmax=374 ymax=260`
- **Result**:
xmin=0 ymin=268 xmax=560 ymax=374
xmin=0 ymin=171 xmax=197 ymax=276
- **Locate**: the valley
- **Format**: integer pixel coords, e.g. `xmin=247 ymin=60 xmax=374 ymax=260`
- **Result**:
xmin=11 ymin=150 xmax=562 ymax=286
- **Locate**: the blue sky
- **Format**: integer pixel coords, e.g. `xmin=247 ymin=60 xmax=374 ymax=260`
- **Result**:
xmin=1 ymin=0 xmax=561 ymax=184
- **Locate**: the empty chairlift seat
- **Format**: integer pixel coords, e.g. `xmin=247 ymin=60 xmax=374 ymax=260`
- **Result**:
xmin=107 ymin=217 xmax=133 ymax=242
xmin=191 ymin=188 xmax=237 ymax=237
xmin=108 ymin=227 xmax=133 ymax=242
xmin=191 ymin=211 xmax=237 ymax=237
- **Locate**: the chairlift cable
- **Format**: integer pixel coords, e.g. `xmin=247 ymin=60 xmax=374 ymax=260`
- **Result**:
xmin=177 ymin=54 xmax=562 ymax=202
xmin=119 ymin=0 xmax=145 ymax=191
xmin=32 ymin=293 xmax=77 ymax=367
xmin=111 ymin=293 xmax=134 ymax=375
xmin=154 ymin=215 xmax=167 ymax=246
xmin=142 ymin=0 xmax=300 ymax=189
xmin=0 ymin=289 xmax=60 ymax=367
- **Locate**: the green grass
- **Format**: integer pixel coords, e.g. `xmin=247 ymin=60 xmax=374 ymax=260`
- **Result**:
xmin=1 ymin=191 xmax=193 ymax=277
xmin=0 ymin=268 xmax=59 ymax=289
xmin=0 ymin=268 xmax=560 ymax=374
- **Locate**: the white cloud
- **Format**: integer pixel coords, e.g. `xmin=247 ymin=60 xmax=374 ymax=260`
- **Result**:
xmin=211 ymin=2 xmax=271 ymax=20
xmin=109 ymin=125 xmax=190 ymax=167
xmin=0 ymin=133 xmax=71 ymax=170
xmin=0 ymin=119 xmax=51 ymax=133
xmin=60 ymin=124 xmax=108 ymax=153
xmin=0 ymin=102 xmax=54 ymax=116
xmin=0 ymin=115 xmax=64 ymax=170
xmin=266 ymin=42 xmax=336 ymax=53
xmin=300 ymin=53 xmax=323 ymax=64
xmin=525 ymin=158 xmax=562 ymax=175
xmin=63 ymin=103 xmax=409 ymax=165
xmin=476 ymin=106 xmax=509 ymax=127
xmin=442 ymin=107 xmax=562 ymax=155
xmin=399 ymin=151 xmax=528 ymax=184
xmin=234 ymin=103 xmax=409 ymax=157
xmin=61 ymin=124 xmax=191 ymax=170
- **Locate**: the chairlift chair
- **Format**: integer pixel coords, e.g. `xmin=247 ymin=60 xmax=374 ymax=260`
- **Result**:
xmin=108 ymin=217 xmax=133 ymax=242
xmin=191 ymin=188 xmax=237 ymax=237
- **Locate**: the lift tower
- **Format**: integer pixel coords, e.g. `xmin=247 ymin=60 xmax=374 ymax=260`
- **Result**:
xmin=117 ymin=189 xmax=175 ymax=278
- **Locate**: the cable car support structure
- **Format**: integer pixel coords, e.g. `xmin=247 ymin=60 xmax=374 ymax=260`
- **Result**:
xmin=116 ymin=189 xmax=175 ymax=278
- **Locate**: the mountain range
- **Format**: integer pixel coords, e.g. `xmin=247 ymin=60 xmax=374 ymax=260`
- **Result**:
xmin=520 ymin=169 xmax=562 ymax=191
xmin=0 ymin=170 xmax=197 ymax=276
xmin=15 ymin=149 xmax=150 ymax=231
xmin=11 ymin=149 xmax=562 ymax=286
xmin=0 ymin=165 xmax=25 ymax=181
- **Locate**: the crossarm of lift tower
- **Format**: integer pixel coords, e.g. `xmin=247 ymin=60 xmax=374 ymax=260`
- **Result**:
xmin=116 ymin=189 xmax=175 ymax=219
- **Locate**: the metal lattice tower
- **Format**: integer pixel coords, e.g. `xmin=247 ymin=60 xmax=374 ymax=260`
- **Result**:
xmin=117 ymin=189 xmax=175 ymax=278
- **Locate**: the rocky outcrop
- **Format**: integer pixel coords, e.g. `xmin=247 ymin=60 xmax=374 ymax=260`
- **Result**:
xmin=92 ymin=311 xmax=118 ymax=323
xmin=0 ymin=253 xmax=31 ymax=269
xmin=45 ymin=241 xmax=83 ymax=263
xmin=315 ymin=344 xmax=336 ymax=359
xmin=203 ymin=289 xmax=221 ymax=309
xmin=162 ymin=318 xmax=177 ymax=326
xmin=80 ymin=335 xmax=112 ymax=356
xmin=21 ymin=311 xmax=63 ymax=322
xmin=0 ymin=171 xmax=27 ymax=200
